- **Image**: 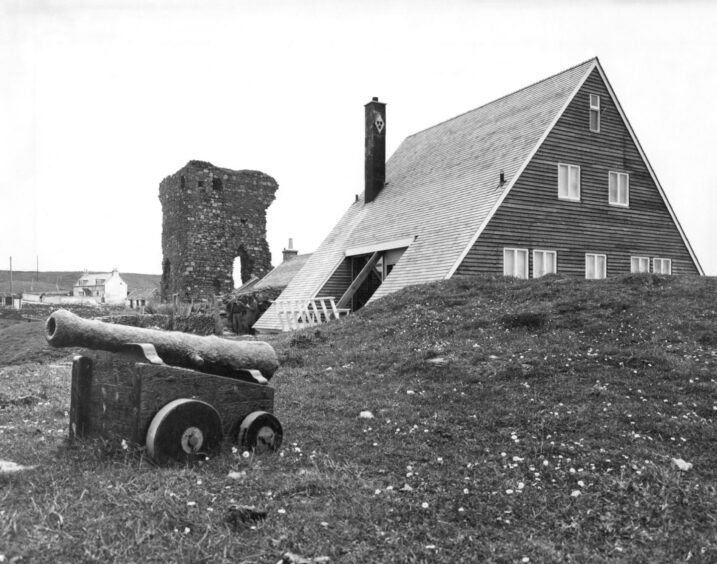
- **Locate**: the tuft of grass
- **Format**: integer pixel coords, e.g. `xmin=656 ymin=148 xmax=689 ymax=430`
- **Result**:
xmin=1 ymin=274 xmax=716 ymax=562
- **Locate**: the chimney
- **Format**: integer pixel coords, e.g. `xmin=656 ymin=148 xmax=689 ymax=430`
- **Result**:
xmin=282 ymin=238 xmax=298 ymax=262
xmin=365 ymin=97 xmax=386 ymax=204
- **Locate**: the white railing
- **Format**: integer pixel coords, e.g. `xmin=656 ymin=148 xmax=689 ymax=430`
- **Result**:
xmin=275 ymin=297 xmax=350 ymax=331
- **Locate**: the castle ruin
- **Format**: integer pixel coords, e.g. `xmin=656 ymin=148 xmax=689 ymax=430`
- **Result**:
xmin=159 ymin=160 xmax=278 ymax=301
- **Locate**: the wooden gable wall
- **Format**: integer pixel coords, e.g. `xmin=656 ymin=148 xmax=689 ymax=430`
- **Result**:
xmin=456 ymin=68 xmax=700 ymax=278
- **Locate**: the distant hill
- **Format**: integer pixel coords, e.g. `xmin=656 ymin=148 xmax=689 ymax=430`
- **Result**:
xmin=0 ymin=270 xmax=160 ymax=294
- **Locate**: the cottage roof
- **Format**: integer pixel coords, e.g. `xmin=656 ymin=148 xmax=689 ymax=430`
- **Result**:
xmin=254 ymin=57 xmax=700 ymax=332
xmin=75 ymin=269 xmax=126 ymax=286
xmin=75 ymin=272 xmax=112 ymax=285
xmin=253 ymin=254 xmax=312 ymax=291
xmin=126 ymin=287 xmax=159 ymax=300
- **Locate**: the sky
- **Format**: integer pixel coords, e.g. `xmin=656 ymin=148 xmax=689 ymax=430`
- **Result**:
xmin=1 ymin=0 xmax=716 ymax=278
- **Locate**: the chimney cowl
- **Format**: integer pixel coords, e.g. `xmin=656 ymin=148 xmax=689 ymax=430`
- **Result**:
xmin=282 ymin=238 xmax=299 ymax=262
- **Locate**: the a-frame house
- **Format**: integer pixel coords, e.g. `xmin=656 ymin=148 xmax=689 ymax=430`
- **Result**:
xmin=254 ymin=58 xmax=702 ymax=333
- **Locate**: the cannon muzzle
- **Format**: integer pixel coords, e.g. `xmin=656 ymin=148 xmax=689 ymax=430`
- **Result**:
xmin=45 ymin=309 xmax=278 ymax=380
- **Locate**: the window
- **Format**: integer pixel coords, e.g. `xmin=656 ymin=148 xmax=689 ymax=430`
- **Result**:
xmin=504 ymin=248 xmax=528 ymax=279
xmin=609 ymin=171 xmax=629 ymax=206
xmin=653 ymin=258 xmax=672 ymax=274
xmin=590 ymin=94 xmax=600 ymax=132
xmin=533 ymin=250 xmax=557 ymax=278
xmin=585 ymin=253 xmax=606 ymax=279
xmin=95 ymin=279 xmax=105 ymax=285
xmin=631 ymin=256 xmax=650 ymax=273
xmin=558 ymin=163 xmax=580 ymax=201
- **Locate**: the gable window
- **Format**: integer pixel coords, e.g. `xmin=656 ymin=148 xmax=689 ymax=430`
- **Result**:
xmin=653 ymin=258 xmax=672 ymax=274
xmin=609 ymin=171 xmax=629 ymax=207
xmin=631 ymin=256 xmax=650 ymax=273
xmin=585 ymin=253 xmax=606 ymax=279
xmin=504 ymin=248 xmax=528 ymax=279
xmin=558 ymin=163 xmax=580 ymax=201
xmin=533 ymin=250 xmax=557 ymax=278
xmin=590 ymin=94 xmax=600 ymax=132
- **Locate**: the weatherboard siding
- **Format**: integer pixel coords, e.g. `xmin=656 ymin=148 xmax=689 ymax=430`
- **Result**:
xmin=456 ymin=68 xmax=700 ymax=278
xmin=318 ymin=258 xmax=351 ymax=299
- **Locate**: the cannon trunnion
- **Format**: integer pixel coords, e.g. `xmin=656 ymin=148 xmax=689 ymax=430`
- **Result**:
xmin=46 ymin=310 xmax=283 ymax=464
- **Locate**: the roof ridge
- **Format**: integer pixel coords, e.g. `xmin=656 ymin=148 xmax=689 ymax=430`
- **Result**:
xmin=405 ymin=57 xmax=598 ymax=139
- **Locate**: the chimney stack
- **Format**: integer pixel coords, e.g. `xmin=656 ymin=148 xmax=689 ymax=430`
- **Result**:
xmin=364 ymin=97 xmax=386 ymax=204
xmin=282 ymin=238 xmax=298 ymax=262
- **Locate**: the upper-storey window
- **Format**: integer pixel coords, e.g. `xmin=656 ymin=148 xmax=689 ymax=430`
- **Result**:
xmin=590 ymin=94 xmax=600 ymax=132
xmin=558 ymin=163 xmax=581 ymax=201
xmin=609 ymin=171 xmax=630 ymax=207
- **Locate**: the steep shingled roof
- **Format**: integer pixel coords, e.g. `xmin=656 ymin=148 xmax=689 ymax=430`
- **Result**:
xmin=254 ymin=58 xmax=598 ymax=332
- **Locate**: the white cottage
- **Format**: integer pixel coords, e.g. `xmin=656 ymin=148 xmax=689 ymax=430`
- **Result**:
xmin=73 ymin=268 xmax=128 ymax=304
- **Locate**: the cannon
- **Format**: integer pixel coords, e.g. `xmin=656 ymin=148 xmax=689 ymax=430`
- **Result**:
xmin=45 ymin=309 xmax=283 ymax=464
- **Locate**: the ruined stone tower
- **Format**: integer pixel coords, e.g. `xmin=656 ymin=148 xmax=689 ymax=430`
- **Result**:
xmin=159 ymin=160 xmax=278 ymax=301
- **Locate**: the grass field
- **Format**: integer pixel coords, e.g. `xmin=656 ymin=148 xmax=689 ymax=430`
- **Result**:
xmin=0 ymin=270 xmax=160 ymax=294
xmin=0 ymin=274 xmax=716 ymax=563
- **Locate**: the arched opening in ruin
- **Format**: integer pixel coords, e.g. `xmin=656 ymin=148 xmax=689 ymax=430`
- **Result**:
xmin=232 ymin=246 xmax=253 ymax=288
xmin=160 ymin=258 xmax=171 ymax=301
xmin=232 ymin=256 xmax=242 ymax=289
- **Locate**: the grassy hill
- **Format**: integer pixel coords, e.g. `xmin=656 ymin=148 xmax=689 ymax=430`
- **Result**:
xmin=0 ymin=274 xmax=715 ymax=562
xmin=0 ymin=270 xmax=160 ymax=293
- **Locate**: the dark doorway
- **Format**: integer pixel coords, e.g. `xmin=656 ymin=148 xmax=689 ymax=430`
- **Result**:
xmin=351 ymin=254 xmax=383 ymax=311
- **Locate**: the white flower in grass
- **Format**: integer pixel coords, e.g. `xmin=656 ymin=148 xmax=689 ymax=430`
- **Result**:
xmin=517 ymin=482 xmax=525 ymax=490
xmin=577 ymin=480 xmax=585 ymax=488
xmin=505 ymin=489 xmax=514 ymax=495
xmin=242 ymin=451 xmax=251 ymax=459
xmin=421 ymin=502 xmax=429 ymax=509
xmin=570 ymin=490 xmax=581 ymax=497
xmin=277 ymin=508 xmax=286 ymax=514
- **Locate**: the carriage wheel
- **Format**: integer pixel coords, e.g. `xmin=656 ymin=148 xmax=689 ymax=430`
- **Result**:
xmin=146 ymin=399 xmax=223 ymax=464
xmin=238 ymin=411 xmax=283 ymax=454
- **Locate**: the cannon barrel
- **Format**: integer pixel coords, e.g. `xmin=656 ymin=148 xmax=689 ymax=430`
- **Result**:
xmin=45 ymin=309 xmax=278 ymax=380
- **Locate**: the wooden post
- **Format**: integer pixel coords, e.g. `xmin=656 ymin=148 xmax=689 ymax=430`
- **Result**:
xmin=336 ymin=252 xmax=381 ymax=309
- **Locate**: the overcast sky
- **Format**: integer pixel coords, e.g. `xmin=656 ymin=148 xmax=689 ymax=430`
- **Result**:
xmin=2 ymin=0 xmax=715 ymax=278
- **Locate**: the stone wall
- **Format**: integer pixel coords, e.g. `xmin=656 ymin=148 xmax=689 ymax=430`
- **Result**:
xmin=159 ymin=160 xmax=278 ymax=301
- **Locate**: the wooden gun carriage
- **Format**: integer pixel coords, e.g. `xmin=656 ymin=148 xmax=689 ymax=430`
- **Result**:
xmin=45 ymin=309 xmax=283 ymax=464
